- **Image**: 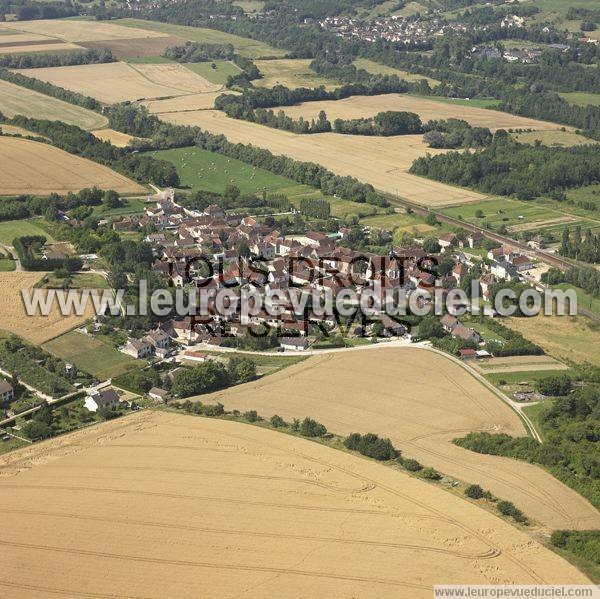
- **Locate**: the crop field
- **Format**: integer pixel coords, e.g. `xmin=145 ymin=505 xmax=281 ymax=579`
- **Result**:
xmin=43 ymin=331 xmax=142 ymax=380
xmin=91 ymin=128 xmax=139 ymax=147
xmin=0 ymin=271 xmax=95 ymax=344
xmin=198 ymin=347 xmax=600 ymax=530
xmin=472 ymin=355 xmax=569 ymax=375
xmin=277 ymin=93 xmax=566 ymax=131
xmin=21 ymin=61 xmax=222 ymax=104
xmin=0 ymin=41 xmax=82 ymax=54
xmin=184 ymin=60 xmax=241 ymax=85
xmin=140 ymin=91 xmax=232 ymax=114
xmin=79 ymin=35 xmax=186 ymax=59
xmin=253 ymin=59 xmax=340 ymax=90
xmin=353 ymin=58 xmax=440 ymax=86
xmin=115 ymin=18 xmax=286 ymax=59
xmin=506 ymin=314 xmax=600 ymax=367
xmin=0 ymin=137 xmax=145 ymax=196
xmin=440 ymin=197 xmax=585 ymax=232
xmin=159 ymin=110 xmax=488 ymax=206
xmin=147 ymin=146 xmax=334 ymax=201
xmin=0 ymin=80 xmax=107 ymax=130
xmin=513 ymin=129 xmax=594 ymax=147
xmin=0 ymin=19 xmax=169 ymax=43
xmin=0 ymin=411 xmax=591 ymax=597
xmin=0 ymin=219 xmax=54 ymax=246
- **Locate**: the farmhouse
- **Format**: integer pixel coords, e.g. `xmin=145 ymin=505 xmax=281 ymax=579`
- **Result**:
xmin=121 ymin=338 xmax=154 ymax=359
xmin=0 ymin=380 xmax=14 ymax=404
xmin=148 ymin=387 xmax=169 ymax=401
xmin=84 ymin=389 xmax=119 ymax=412
xmin=280 ymin=337 xmax=309 ymax=351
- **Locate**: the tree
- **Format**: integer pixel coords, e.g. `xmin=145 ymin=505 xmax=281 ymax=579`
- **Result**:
xmin=23 ymin=420 xmax=52 ymax=441
xmin=103 ymin=190 xmax=122 ymax=209
xmin=423 ymin=237 xmax=441 ymax=253
xmin=228 ymin=356 xmax=257 ymax=384
xmin=536 ymin=374 xmax=572 ymax=397
xmin=418 ymin=315 xmax=445 ymax=339
xmin=172 ymin=361 xmax=229 ymax=397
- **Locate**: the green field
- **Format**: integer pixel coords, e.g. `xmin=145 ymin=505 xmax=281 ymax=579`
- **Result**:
xmin=184 ymin=61 xmax=241 ymax=85
xmin=43 ymin=331 xmax=144 ymax=380
xmin=555 ymin=283 xmax=600 ymax=316
xmin=559 ymin=92 xmax=600 ymax=107
xmin=353 ymin=58 xmax=439 ymax=86
xmin=0 ymin=258 xmax=15 ymax=271
xmin=441 ymin=197 xmax=555 ymax=231
xmin=92 ymin=198 xmax=146 ymax=219
xmin=36 ymin=272 xmax=109 ymax=290
xmin=195 ymin=350 xmax=307 ymax=377
xmin=125 ymin=55 xmax=174 ymax=65
xmin=513 ymin=130 xmax=594 ymax=147
xmin=0 ymin=79 xmax=107 ymax=131
xmin=359 ymin=211 xmax=437 ymax=233
xmin=146 ymin=147 xmax=329 ymax=199
xmin=233 ymin=0 xmax=265 ymax=13
xmin=415 ymin=95 xmax=502 ymax=110
xmin=116 ymin=18 xmax=285 ymax=59
xmin=0 ymin=219 xmax=55 ymax=246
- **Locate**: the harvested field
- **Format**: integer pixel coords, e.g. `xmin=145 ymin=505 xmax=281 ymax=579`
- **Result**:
xmin=115 ymin=18 xmax=286 ymax=59
xmin=0 ymin=79 xmax=107 ymax=130
xmin=0 ymin=136 xmax=145 ymax=196
xmin=0 ymin=410 xmax=591 ymax=597
xmin=79 ymin=35 xmax=186 ymax=59
xmin=21 ymin=61 xmax=221 ymax=104
xmin=353 ymin=58 xmax=439 ymax=86
xmin=0 ymin=41 xmax=81 ymax=54
xmin=472 ymin=355 xmax=570 ymax=374
xmin=506 ymin=314 xmax=600 ymax=367
xmin=198 ymin=347 xmax=600 ymax=530
xmin=253 ymin=59 xmax=340 ymax=90
xmin=0 ymin=19 xmax=169 ymax=43
xmin=0 ymin=32 xmax=60 ymax=44
xmin=277 ymin=94 xmax=565 ymax=131
xmin=0 ymin=271 xmax=94 ymax=344
xmin=514 ymin=129 xmax=594 ymax=147
xmin=141 ymin=91 xmax=234 ymax=113
xmin=161 ymin=110 xmax=487 ymax=206
xmin=91 ymin=128 xmax=139 ymax=147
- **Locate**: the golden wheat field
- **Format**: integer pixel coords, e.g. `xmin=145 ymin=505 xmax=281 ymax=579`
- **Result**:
xmin=20 ymin=62 xmax=222 ymax=105
xmin=141 ymin=91 xmax=232 ymax=113
xmin=0 ymin=80 xmax=108 ymax=130
xmin=0 ymin=410 xmax=590 ymax=598
xmin=161 ymin=109 xmax=487 ymax=206
xmin=277 ymin=94 xmax=566 ymax=131
xmin=0 ymin=136 xmax=144 ymax=196
xmin=91 ymin=128 xmax=139 ymax=147
xmin=0 ymin=41 xmax=82 ymax=54
xmin=0 ymin=272 xmax=96 ymax=344
xmin=0 ymin=19 xmax=168 ymax=42
xmin=199 ymin=347 xmax=600 ymax=531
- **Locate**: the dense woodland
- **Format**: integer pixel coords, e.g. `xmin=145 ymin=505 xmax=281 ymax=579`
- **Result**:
xmin=410 ymin=133 xmax=600 ymax=200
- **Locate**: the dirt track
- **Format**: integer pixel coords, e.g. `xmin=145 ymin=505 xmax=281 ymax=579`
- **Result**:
xmin=0 ymin=411 xmax=591 ymax=597
xmin=200 ymin=348 xmax=600 ymax=531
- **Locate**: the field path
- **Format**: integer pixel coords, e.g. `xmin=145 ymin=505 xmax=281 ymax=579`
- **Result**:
xmin=197 ymin=347 xmax=600 ymax=531
xmin=0 ymin=411 xmax=591 ymax=597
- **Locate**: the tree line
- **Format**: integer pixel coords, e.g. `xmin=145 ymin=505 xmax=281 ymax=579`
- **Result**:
xmin=163 ymin=41 xmax=235 ymax=62
xmin=0 ymin=48 xmax=114 ymax=70
xmin=560 ymin=226 xmax=600 ymax=264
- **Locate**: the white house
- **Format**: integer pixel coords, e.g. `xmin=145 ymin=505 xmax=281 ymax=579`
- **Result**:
xmin=280 ymin=337 xmax=309 ymax=351
xmin=84 ymin=389 xmax=119 ymax=412
xmin=121 ymin=338 xmax=154 ymax=359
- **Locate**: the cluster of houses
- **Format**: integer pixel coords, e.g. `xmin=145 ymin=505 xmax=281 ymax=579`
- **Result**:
xmin=106 ymin=189 xmax=541 ymax=358
xmin=472 ymin=42 xmax=569 ymax=64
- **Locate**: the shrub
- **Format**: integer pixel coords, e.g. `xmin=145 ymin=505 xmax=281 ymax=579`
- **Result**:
xmin=244 ymin=410 xmax=259 ymax=422
xmin=497 ymin=500 xmax=528 ymax=524
xmin=299 ymin=417 xmax=327 ymax=437
xmin=464 ymin=484 xmax=484 ymax=499
xmin=420 ymin=468 xmax=442 ymax=481
xmin=402 ymin=458 xmax=423 ymax=472
xmin=344 ymin=432 xmax=399 ymax=461
xmin=270 ymin=414 xmax=286 ymax=428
